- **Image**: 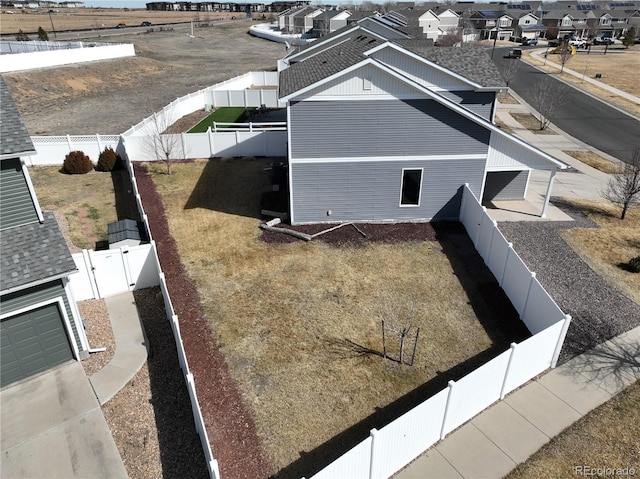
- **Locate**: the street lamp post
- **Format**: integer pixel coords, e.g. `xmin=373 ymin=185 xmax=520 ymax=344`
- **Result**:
xmin=48 ymin=10 xmax=58 ymax=39
xmin=491 ymin=27 xmax=501 ymax=59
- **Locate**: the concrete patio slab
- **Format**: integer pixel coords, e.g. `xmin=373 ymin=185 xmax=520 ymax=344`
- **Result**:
xmin=0 ymin=361 xmax=127 ymax=479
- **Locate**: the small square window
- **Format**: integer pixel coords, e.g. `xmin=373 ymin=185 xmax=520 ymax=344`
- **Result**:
xmin=363 ymin=78 xmax=372 ymax=90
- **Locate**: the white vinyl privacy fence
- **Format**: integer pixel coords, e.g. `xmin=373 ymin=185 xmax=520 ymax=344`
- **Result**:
xmin=26 ymin=135 xmax=121 ymax=166
xmin=0 ymin=41 xmax=135 ymax=73
xmin=305 ymin=184 xmax=571 ymax=479
xmin=123 ymin=157 xmax=221 ymax=479
xmin=68 ymin=244 xmax=160 ymax=301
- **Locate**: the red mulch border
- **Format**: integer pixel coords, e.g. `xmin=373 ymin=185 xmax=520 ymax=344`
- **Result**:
xmin=133 ymin=163 xmax=272 ymax=479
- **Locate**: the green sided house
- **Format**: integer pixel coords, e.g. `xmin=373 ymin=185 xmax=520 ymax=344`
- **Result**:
xmin=0 ymin=76 xmax=89 ymax=388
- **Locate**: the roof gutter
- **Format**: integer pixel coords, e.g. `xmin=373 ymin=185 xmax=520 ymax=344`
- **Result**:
xmin=1 ymin=270 xmax=79 ymax=297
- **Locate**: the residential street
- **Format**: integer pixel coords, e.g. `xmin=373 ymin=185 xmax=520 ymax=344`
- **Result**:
xmin=492 ymin=45 xmax=640 ymax=163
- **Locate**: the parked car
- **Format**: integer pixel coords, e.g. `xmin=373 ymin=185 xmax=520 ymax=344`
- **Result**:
xmin=141 ymin=21 xmax=152 ymax=26
xmin=521 ymin=38 xmax=538 ymax=46
xmin=593 ymin=37 xmax=614 ymax=45
xmin=569 ymin=39 xmax=587 ymax=48
xmin=116 ymin=23 xmax=126 ymax=28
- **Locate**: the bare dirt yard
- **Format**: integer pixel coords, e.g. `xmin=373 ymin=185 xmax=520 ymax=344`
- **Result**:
xmin=2 ymin=19 xmax=284 ymax=135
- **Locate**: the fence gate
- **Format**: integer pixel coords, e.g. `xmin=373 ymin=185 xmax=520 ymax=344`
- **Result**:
xmin=88 ymin=249 xmax=131 ymax=298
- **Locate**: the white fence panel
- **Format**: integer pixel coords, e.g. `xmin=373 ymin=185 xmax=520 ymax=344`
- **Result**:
xmin=475 ymin=216 xmax=496 ymax=259
xmin=522 ymin=277 xmax=566 ymax=334
xmin=250 ymin=71 xmax=279 ymax=85
xmin=310 ymin=437 xmax=372 ymax=479
xmin=370 ymin=388 xmax=449 ymax=479
xmin=212 ymin=90 xmax=232 ymax=107
xmin=0 ymin=43 xmax=135 ymax=73
xmin=229 ymin=90 xmax=246 ymax=106
xmin=69 ymin=251 xmax=98 ymax=301
xmin=441 ymin=349 xmax=512 ymax=436
xmin=501 ymin=321 xmax=564 ymax=396
xmin=459 ymin=187 xmax=484 ymax=241
xmin=28 ymin=135 xmax=121 ymax=166
xmin=485 ymin=230 xmax=511 ymax=285
xmin=125 ymin=243 xmax=161 ymax=290
xmin=88 ymin=248 xmax=129 ymax=298
xmin=501 ymin=251 xmax=532 ymax=316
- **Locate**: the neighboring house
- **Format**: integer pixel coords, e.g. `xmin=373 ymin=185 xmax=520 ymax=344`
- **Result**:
xmin=516 ymin=12 xmax=545 ymax=39
xmin=278 ymin=26 xmax=568 ymax=225
xmin=437 ymin=8 xmax=461 ymax=37
xmin=416 ymin=9 xmax=441 ymax=40
xmin=311 ymin=9 xmax=351 ymax=37
xmin=0 ymin=77 xmax=89 ymax=388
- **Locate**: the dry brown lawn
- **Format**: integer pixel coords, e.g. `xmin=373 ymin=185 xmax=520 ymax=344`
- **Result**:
xmin=0 ymin=8 xmax=242 ymax=34
xmin=560 ymin=198 xmax=640 ymax=306
xmin=505 ymin=380 xmax=640 ymax=479
xmin=29 ymin=166 xmax=118 ymax=250
xmin=145 ymin=158 xmax=520 ymax=474
xmin=511 ymin=112 xmax=558 ymax=134
xmin=525 ymin=47 xmax=640 ymax=117
xmin=563 ymin=150 xmax=623 ymax=174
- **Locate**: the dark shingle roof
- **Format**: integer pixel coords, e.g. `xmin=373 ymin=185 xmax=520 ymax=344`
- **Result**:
xmin=0 ymin=76 xmax=36 ymax=158
xmin=280 ymin=36 xmax=505 ymax=98
xmin=394 ymin=41 xmax=507 ymax=88
xmin=280 ymin=33 xmax=385 ymax=97
xmin=0 ymin=212 xmax=77 ymax=294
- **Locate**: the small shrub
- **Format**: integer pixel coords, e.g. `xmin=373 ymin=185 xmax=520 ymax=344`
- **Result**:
xmin=63 ymin=150 xmax=93 ymax=174
xmin=628 ymin=256 xmax=640 ymax=273
xmin=95 ymin=147 xmax=120 ymax=172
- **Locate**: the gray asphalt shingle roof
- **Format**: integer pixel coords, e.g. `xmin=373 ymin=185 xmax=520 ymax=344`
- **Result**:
xmin=0 ymin=212 xmax=77 ymax=294
xmin=395 ymin=41 xmax=507 ymax=88
xmin=0 ymin=76 xmax=36 ymax=158
xmin=280 ymin=33 xmax=385 ymax=97
xmin=280 ymin=35 xmax=506 ymax=98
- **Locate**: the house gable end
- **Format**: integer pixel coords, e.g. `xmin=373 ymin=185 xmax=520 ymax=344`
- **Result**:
xmin=369 ymin=46 xmax=474 ymax=92
xmin=292 ymin=63 xmax=434 ymax=99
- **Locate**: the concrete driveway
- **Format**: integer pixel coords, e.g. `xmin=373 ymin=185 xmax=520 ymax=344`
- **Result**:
xmin=1 ymin=361 xmax=127 ymax=478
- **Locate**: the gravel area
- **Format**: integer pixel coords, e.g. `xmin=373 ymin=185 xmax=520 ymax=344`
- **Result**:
xmin=78 ymin=299 xmax=115 ymax=376
xmin=497 ymin=198 xmax=640 ymax=364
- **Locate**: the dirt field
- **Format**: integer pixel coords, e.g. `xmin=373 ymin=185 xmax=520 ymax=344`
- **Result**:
xmin=3 ymin=19 xmax=284 ymax=135
xmin=0 ymin=8 xmax=251 ymax=33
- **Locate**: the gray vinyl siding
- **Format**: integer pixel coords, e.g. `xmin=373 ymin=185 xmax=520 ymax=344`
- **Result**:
xmin=483 ymin=170 xmax=529 ymax=201
xmin=0 ymin=158 xmax=39 ymax=230
xmin=0 ymin=280 xmax=84 ymax=353
xmin=289 ymin=99 xmax=490 ymax=159
xmin=290 ymin=158 xmax=485 ymax=224
xmin=437 ymin=91 xmax=496 ymax=121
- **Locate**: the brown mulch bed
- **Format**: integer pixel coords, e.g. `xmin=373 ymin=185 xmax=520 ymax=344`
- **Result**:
xmin=132 ymin=162 xmax=272 ymax=479
xmin=260 ymin=221 xmax=439 ymax=246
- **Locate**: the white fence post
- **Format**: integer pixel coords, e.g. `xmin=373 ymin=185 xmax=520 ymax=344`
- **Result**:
xmin=440 ymin=380 xmax=455 ymax=440
xmin=66 ymin=134 xmax=73 ymax=152
xmin=459 ymin=183 xmax=469 ymax=224
xmin=96 ymin=133 xmax=102 ymax=152
xmin=207 ymin=127 xmax=214 ymax=157
xmin=551 ymin=314 xmax=572 ymax=368
xmin=486 ymin=220 xmax=498 ymax=266
xmin=369 ymin=428 xmax=378 ymax=479
xmin=500 ymin=343 xmax=517 ymax=399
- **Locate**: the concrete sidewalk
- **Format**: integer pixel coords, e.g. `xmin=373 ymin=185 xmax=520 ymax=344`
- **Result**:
xmin=89 ymin=291 xmax=149 ymax=405
xmin=395 ymin=327 xmax=640 ymax=479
